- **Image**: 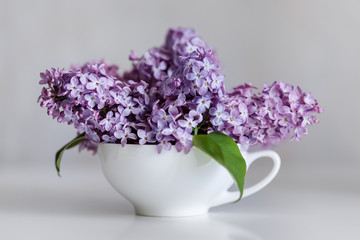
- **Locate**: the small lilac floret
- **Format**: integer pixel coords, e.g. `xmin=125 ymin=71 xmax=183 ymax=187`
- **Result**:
xmin=114 ymin=127 xmax=137 ymax=146
xmin=137 ymin=129 xmax=155 ymax=145
xmin=100 ymin=111 xmax=117 ymax=131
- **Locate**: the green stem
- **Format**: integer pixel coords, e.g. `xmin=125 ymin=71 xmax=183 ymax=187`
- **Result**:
xmin=194 ymin=127 xmax=199 ymax=135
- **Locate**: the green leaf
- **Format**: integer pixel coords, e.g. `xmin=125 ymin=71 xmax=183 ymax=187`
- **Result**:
xmin=193 ymin=132 xmax=246 ymax=202
xmin=55 ymin=133 xmax=86 ymax=176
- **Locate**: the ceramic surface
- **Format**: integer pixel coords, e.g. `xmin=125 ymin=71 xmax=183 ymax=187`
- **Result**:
xmin=98 ymin=144 xmax=281 ymax=217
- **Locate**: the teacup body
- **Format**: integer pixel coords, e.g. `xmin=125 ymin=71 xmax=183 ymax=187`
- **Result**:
xmin=98 ymin=144 xmax=280 ymax=217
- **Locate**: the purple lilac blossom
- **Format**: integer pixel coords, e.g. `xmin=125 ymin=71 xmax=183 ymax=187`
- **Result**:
xmin=38 ymin=27 xmax=322 ymax=154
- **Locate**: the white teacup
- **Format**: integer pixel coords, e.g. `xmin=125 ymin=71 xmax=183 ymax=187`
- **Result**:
xmin=98 ymin=144 xmax=281 ymax=217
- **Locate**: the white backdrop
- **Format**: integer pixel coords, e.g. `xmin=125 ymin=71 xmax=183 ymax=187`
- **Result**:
xmin=1 ymin=1 xmax=360 ymax=239
xmin=2 ymin=0 xmax=359 ymax=170
xmin=1 ymin=0 xmax=359 ymax=217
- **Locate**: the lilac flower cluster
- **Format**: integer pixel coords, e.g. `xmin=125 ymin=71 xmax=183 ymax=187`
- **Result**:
xmin=220 ymin=82 xmax=322 ymax=150
xmin=38 ymin=27 xmax=322 ymax=154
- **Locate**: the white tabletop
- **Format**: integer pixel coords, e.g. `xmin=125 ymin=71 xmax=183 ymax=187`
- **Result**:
xmin=1 ymin=160 xmax=358 ymax=240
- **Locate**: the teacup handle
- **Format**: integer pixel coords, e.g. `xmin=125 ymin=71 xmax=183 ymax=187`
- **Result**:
xmin=210 ymin=150 xmax=281 ymax=207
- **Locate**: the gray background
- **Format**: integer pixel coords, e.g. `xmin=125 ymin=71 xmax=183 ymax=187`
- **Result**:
xmin=1 ymin=0 xmax=359 ymax=239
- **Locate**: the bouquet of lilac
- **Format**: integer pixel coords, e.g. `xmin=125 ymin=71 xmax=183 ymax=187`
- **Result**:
xmin=38 ymin=27 xmax=322 ymax=199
